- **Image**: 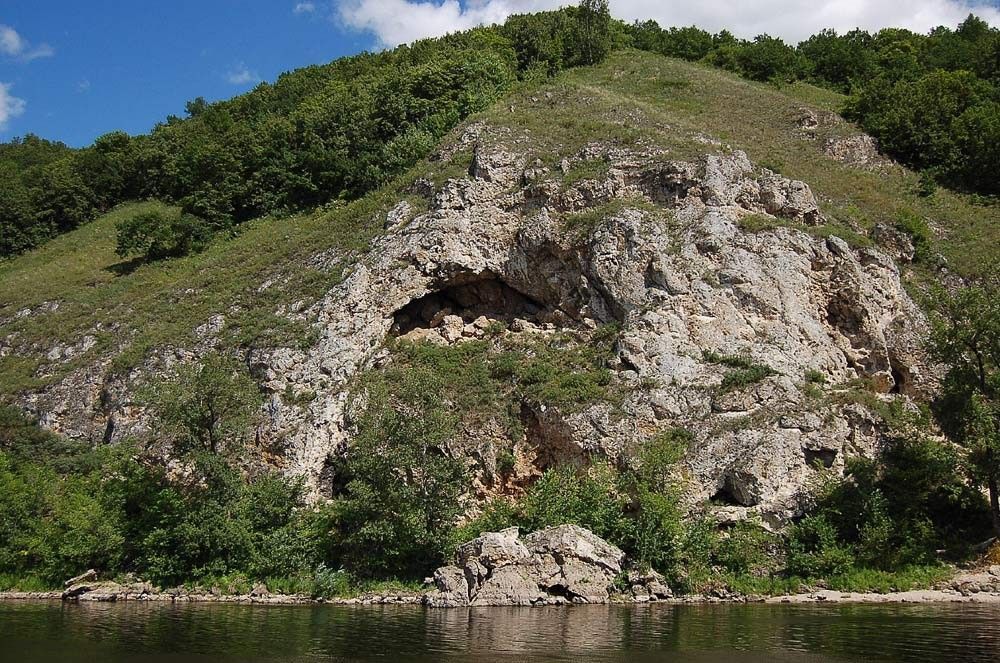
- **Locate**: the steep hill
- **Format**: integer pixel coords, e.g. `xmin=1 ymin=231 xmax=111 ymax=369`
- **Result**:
xmin=3 ymin=50 xmax=994 ymax=527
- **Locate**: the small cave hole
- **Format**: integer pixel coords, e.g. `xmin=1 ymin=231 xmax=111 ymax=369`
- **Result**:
xmin=804 ymin=448 xmax=837 ymax=469
xmin=710 ymin=483 xmax=743 ymax=507
xmin=888 ymin=356 xmax=912 ymax=396
xmin=889 ymin=367 xmax=904 ymax=395
xmin=825 ymin=299 xmax=861 ymax=332
xmin=710 ymin=472 xmax=760 ymax=507
xmin=391 ymin=274 xmax=551 ymax=336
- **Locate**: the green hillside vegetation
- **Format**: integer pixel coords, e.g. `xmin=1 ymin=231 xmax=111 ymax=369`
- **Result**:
xmin=2 ymin=10 xmax=999 ymax=261
xmin=1 ymin=4 xmax=999 ymax=596
xmin=0 ymin=4 xmax=620 ymax=258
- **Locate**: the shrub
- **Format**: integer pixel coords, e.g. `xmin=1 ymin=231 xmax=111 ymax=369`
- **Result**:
xmin=311 ymin=564 xmax=353 ymax=599
xmin=115 ymin=207 xmax=212 ymax=261
xmin=714 ymin=519 xmax=783 ymax=577
xmin=332 ymin=371 xmax=468 ymax=579
xmin=143 ymin=352 xmax=263 ymax=456
xmin=786 ymin=515 xmax=856 ymax=578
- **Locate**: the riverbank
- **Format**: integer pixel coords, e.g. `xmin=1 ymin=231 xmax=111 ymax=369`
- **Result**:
xmin=3 ymin=567 xmax=1000 ymax=607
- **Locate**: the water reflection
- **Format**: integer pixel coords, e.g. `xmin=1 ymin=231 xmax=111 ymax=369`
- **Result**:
xmin=2 ymin=600 xmax=999 ymax=662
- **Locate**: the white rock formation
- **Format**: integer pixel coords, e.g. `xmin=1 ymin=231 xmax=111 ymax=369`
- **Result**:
xmin=20 ymin=126 xmax=934 ymax=522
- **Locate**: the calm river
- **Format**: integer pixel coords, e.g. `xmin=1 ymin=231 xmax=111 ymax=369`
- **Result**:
xmin=2 ymin=600 xmax=999 ymax=662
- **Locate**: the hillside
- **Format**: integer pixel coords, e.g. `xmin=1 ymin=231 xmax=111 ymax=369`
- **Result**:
xmin=3 ymin=51 xmax=995 ymax=398
xmin=1 ymin=47 xmax=998 ymax=595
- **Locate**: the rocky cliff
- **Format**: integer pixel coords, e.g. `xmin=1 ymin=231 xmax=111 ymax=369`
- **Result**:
xmin=15 ymin=115 xmax=933 ymax=526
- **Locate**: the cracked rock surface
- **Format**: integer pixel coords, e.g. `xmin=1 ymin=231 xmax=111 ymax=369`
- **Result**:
xmin=425 ymin=525 xmax=626 ymax=607
xmin=19 ymin=125 xmax=934 ymax=522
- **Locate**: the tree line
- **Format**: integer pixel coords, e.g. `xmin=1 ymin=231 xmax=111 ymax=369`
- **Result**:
xmin=0 ymin=4 xmax=616 ymax=260
xmin=628 ymin=15 xmax=1000 ymax=195
xmin=2 ymin=7 xmax=995 ymax=261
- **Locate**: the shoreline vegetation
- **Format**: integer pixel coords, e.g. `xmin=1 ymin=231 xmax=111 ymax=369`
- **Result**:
xmin=2 ymin=566 xmax=1000 ymax=607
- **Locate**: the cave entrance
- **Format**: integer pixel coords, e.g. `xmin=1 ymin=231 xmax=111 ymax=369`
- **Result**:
xmin=710 ymin=471 xmax=760 ymax=507
xmin=804 ymin=447 xmax=837 ymax=469
xmin=392 ymin=273 xmax=551 ymax=336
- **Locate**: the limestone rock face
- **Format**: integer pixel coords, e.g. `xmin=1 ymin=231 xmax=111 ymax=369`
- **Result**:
xmin=19 ymin=125 xmax=935 ymax=523
xmin=425 ymin=525 xmax=625 ymax=607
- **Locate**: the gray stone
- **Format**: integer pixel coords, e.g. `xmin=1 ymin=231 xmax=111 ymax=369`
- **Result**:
xmin=425 ymin=525 xmax=625 ymax=607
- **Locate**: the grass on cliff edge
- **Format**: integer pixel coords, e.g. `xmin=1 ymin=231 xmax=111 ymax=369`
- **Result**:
xmin=1 ymin=49 xmax=996 ymax=398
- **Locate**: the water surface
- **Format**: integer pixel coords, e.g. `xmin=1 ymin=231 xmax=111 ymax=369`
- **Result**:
xmin=2 ymin=600 xmax=999 ymax=662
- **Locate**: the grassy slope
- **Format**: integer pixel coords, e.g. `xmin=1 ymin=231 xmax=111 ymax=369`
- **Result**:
xmin=1 ymin=50 xmax=996 ymax=398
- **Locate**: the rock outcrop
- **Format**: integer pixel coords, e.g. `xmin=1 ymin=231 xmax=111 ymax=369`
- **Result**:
xmin=17 ymin=123 xmax=935 ymax=522
xmin=425 ymin=525 xmax=627 ymax=606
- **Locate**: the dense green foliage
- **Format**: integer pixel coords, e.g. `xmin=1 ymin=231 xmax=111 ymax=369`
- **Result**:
xmin=787 ymin=433 xmax=991 ymax=577
xmin=114 ymin=206 xmax=211 ymax=261
xmin=0 ymin=407 xmax=324 ymax=588
xmin=329 ymin=369 xmax=468 ymax=579
xmin=628 ymin=14 xmax=1000 ymax=194
xmin=927 ymin=273 xmax=1000 ymax=535
xmin=0 ymin=348 xmax=992 ymax=596
xmin=0 ymin=4 xmax=618 ymax=260
xmin=3 ymin=8 xmax=997 ymax=259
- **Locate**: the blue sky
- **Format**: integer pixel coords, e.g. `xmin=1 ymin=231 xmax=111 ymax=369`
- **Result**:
xmin=2 ymin=0 xmax=1000 ymax=147
xmin=0 ymin=1 xmax=371 ymax=146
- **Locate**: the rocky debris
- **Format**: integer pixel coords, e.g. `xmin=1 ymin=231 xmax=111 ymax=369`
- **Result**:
xmin=797 ymin=109 xmax=821 ymax=132
xmin=425 ymin=525 xmax=626 ymax=607
xmin=44 ymin=335 xmax=96 ymax=362
xmin=384 ymin=201 xmax=413 ymax=230
xmin=824 ymin=135 xmax=884 ymax=169
xmin=628 ymin=569 xmax=673 ymax=601
xmin=18 ymin=127 xmax=935 ymax=521
xmin=63 ymin=579 xmax=154 ymax=602
xmin=64 ymin=569 xmax=98 ymax=587
xmin=870 ymin=224 xmax=916 ymax=263
xmin=767 ymin=588 xmax=1000 ymax=604
xmin=941 ymin=567 xmax=1000 ymax=595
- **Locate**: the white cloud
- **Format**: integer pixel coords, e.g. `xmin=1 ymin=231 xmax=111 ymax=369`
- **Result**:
xmin=294 ymin=2 xmax=318 ymax=14
xmin=0 ymin=24 xmax=25 ymax=55
xmin=337 ymin=0 xmax=1000 ymax=47
xmin=226 ymin=63 xmax=261 ymax=85
xmin=0 ymin=82 xmax=26 ymax=131
xmin=22 ymin=42 xmax=54 ymax=61
xmin=0 ymin=24 xmax=54 ymax=60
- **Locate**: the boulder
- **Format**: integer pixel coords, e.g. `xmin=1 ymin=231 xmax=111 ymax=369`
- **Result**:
xmin=424 ymin=525 xmax=626 ymax=607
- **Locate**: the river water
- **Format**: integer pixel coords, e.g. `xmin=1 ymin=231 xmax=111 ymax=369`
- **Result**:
xmin=2 ymin=600 xmax=999 ymax=662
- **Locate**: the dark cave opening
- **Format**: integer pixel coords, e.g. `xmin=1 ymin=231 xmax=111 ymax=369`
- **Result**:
xmin=710 ymin=480 xmax=744 ymax=507
xmin=889 ymin=366 xmax=905 ymax=395
xmin=391 ymin=274 xmax=551 ymax=336
xmin=804 ymin=447 xmax=837 ymax=469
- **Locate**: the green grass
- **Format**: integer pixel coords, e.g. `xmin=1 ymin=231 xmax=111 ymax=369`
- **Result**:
xmin=703 ymin=350 xmax=778 ymax=391
xmin=0 ymin=573 xmax=58 ymax=592
xmin=0 ymin=178 xmax=415 ymax=396
xmin=561 ymin=158 xmax=612 ymax=186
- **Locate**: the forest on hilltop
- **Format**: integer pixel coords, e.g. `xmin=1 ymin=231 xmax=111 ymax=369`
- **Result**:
xmin=1 ymin=6 xmax=999 ymax=260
